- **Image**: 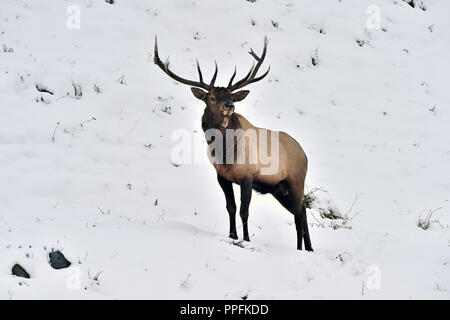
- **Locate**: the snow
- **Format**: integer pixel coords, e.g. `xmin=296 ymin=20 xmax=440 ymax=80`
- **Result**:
xmin=0 ymin=0 xmax=449 ymax=299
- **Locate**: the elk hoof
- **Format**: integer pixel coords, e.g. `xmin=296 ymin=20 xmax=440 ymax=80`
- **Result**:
xmin=243 ymin=236 xmax=250 ymax=242
xmin=229 ymin=233 xmax=238 ymax=240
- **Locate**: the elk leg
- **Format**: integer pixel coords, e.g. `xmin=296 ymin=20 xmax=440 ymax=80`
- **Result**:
xmin=240 ymin=177 xmax=252 ymax=241
xmin=287 ymin=184 xmax=304 ymax=250
xmin=217 ymin=174 xmax=237 ymax=240
xmin=302 ymin=205 xmax=313 ymax=252
xmin=294 ymin=211 xmax=304 ymax=250
xmin=273 ymin=194 xmax=291 ymax=212
xmin=273 ymin=183 xmax=313 ymax=251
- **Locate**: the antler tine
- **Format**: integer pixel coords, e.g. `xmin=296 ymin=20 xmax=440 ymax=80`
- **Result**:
xmin=209 ymin=60 xmax=218 ymax=86
xmin=248 ymin=36 xmax=267 ymax=62
xmin=249 ymin=35 xmax=268 ymax=78
xmin=248 ymin=49 xmax=260 ymax=61
xmin=251 ymin=65 xmax=270 ymax=82
xmin=229 ymin=62 xmax=254 ymax=90
xmin=154 ymin=36 xmax=163 ymax=68
xmin=227 ymin=65 xmax=237 ymax=88
xmin=229 ymin=36 xmax=270 ymax=91
xmin=196 ymin=59 xmax=203 ymax=84
xmin=154 ymin=36 xmax=211 ymax=90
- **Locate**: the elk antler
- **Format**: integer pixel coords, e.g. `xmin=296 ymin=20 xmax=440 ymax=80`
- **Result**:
xmin=154 ymin=36 xmax=217 ymax=90
xmin=228 ymin=36 xmax=270 ymax=91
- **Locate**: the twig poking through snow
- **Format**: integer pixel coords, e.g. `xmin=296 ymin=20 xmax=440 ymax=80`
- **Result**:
xmin=72 ymin=82 xmax=82 ymax=99
xmin=93 ymin=271 xmax=102 ymax=281
xmin=80 ymin=117 xmax=96 ymax=127
xmin=311 ymin=47 xmax=319 ymax=66
xmin=3 ymin=44 xmax=14 ymax=52
xmin=97 ymin=207 xmax=110 ymax=215
xmin=94 ymin=84 xmax=102 ymax=94
xmin=418 ymin=207 xmax=442 ymax=230
xmin=310 ymin=211 xmax=324 ymax=228
xmin=117 ymin=75 xmax=127 ymax=85
xmin=56 ymin=93 xmax=69 ymax=101
xmin=51 ymin=122 xmax=60 ymax=143
xmin=180 ymin=273 xmax=191 ymax=289
xmin=344 ymin=194 xmax=360 ymax=218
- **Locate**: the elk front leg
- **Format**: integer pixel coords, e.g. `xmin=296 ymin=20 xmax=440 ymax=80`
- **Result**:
xmin=240 ymin=177 xmax=252 ymax=241
xmin=217 ymin=174 xmax=237 ymax=240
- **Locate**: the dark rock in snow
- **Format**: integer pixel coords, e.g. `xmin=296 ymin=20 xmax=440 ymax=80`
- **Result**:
xmin=49 ymin=251 xmax=71 ymax=269
xmin=12 ymin=264 xmax=30 ymax=278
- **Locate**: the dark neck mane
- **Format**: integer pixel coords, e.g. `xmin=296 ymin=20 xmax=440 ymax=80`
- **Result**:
xmin=201 ymin=107 xmax=241 ymax=165
xmin=201 ymin=107 xmax=241 ymax=133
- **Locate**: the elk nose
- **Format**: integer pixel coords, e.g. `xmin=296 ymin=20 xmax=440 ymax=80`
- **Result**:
xmin=225 ymin=101 xmax=234 ymax=110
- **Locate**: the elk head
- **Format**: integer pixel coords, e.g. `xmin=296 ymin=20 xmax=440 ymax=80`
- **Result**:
xmin=153 ymin=36 xmax=270 ymax=128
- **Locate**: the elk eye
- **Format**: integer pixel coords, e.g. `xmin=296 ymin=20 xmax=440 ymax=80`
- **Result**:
xmin=209 ymin=96 xmax=216 ymax=103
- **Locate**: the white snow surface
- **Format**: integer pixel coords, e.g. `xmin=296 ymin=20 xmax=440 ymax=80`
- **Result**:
xmin=0 ymin=0 xmax=449 ymax=299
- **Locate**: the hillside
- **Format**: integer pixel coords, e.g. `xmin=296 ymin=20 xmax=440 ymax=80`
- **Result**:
xmin=0 ymin=0 xmax=449 ymax=299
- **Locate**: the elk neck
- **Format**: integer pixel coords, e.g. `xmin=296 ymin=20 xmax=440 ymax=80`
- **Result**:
xmin=201 ymin=106 xmax=241 ymax=134
xmin=201 ymin=106 xmax=242 ymax=166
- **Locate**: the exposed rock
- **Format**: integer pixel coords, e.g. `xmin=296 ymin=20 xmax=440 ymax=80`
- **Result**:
xmin=49 ymin=251 xmax=71 ymax=269
xmin=12 ymin=264 xmax=30 ymax=278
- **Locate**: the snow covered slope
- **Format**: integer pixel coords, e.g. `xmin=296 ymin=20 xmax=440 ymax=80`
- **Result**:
xmin=0 ymin=0 xmax=449 ymax=299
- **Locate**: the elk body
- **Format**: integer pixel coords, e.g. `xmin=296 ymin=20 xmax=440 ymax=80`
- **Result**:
xmin=154 ymin=36 xmax=312 ymax=251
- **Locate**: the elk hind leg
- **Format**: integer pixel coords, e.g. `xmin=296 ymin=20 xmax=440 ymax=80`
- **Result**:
xmin=287 ymin=183 xmax=305 ymax=251
xmin=272 ymin=182 xmax=303 ymax=250
xmin=301 ymin=205 xmax=313 ymax=252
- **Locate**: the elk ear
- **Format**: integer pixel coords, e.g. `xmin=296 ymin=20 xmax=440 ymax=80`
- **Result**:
xmin=232 ymin=90 xmax=250 ymax=102
xmin=191 ymin=87 xmax=208 ymax=101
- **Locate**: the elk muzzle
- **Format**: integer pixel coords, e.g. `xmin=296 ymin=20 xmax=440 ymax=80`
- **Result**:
xmin=221 ymin=101 xmax=235 ymax=128
xmin=223 ymin=101 xmax=235 ymax=116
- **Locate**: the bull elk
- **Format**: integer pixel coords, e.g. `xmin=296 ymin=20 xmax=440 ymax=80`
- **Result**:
xmin=154 ymin=36 xmax=313 ymax=251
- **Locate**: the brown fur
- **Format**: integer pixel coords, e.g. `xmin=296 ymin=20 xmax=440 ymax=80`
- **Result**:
xmin=202 ymin=106 xmax=308 ymax=196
